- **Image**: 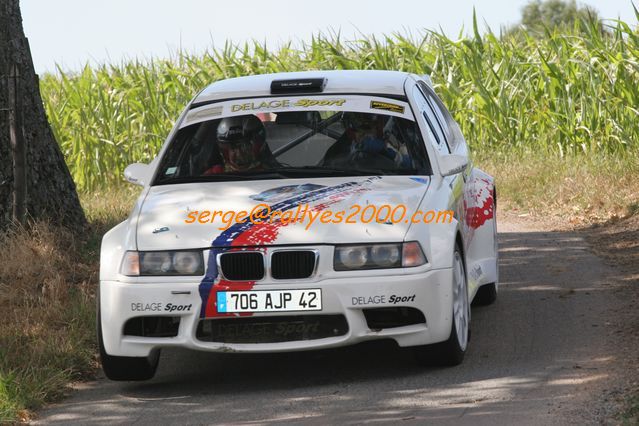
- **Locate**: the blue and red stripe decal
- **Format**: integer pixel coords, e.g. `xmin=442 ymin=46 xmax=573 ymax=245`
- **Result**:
xmin=197 ymin=177 xmax=380 ymax=318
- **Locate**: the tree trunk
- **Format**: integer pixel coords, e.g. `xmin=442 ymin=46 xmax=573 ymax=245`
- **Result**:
xmin=0 ymin=0 xmax=86 ymax=230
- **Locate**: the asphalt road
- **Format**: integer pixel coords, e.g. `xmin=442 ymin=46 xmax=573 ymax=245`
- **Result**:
xmin=35 ymin=219 xmax=634 ymax=425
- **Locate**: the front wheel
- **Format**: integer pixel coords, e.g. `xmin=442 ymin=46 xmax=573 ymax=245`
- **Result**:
xmin=414 ymin=243 xmax=470 ymax=366
xmin=97 ymin=309 xmax=160 ymax=381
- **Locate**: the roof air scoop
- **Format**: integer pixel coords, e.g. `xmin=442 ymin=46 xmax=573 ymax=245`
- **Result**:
xmin=271 ymin=78 xmax=327 ymax=94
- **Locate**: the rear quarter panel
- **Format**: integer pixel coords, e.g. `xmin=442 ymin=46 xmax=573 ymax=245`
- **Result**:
xmin=461 ymin=168 xmax=498 ymax=299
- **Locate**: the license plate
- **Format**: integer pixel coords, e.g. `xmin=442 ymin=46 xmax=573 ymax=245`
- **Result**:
xmin=217 ymin=289 xmax=322 ymax=313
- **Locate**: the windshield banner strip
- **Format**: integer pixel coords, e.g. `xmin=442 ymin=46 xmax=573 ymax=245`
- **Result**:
xmin=182 ymin=95 xmax=413 ymax=128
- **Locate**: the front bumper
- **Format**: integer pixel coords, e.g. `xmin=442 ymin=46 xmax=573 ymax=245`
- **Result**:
xmin=100 ymin=268 xmax=454 ymax=357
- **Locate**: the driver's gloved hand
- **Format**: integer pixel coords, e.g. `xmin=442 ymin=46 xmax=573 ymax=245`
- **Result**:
xmin=360 ymin=136 xmax=385 ymax=153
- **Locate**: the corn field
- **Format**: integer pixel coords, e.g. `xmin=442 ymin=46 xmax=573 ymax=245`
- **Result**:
xmin=40 ymin=16 xmax=639 ymax=190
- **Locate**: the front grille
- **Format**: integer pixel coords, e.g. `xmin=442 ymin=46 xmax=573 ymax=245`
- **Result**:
xmin=271 ymin=250 xmax=316 ymax=279
xmin=196 ymin=315 xmax=348 ymax=343
xmin=123 ymin=316 xmax=180 ymax=337
xmin=220 ymin=252 xmax=264 ymax=280
xmin=363 ymin=307 xmax=426 ymax=330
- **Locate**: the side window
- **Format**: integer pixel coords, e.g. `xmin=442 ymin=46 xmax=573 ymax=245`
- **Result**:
xmin=419 ymin=82 xmax=457 ymax=152
xmin=412 ymin=86 xmax=450 ymax=154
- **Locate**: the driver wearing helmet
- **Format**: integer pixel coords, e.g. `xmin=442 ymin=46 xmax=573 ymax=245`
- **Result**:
xmin=203 ymin=115 xmax=276 ymax=174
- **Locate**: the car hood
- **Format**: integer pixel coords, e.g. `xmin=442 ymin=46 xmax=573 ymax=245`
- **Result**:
xmin=136 ymin=176 xmax=430 ymax=251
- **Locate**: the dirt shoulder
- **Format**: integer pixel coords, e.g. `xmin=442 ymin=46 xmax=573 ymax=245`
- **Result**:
xmin=587 ymin=213 xmax=639 ymax=275
xmin=500 ymin=207 xmax=639 ymax=423
xmin=585 ymin=214 xmax=639 ymax=423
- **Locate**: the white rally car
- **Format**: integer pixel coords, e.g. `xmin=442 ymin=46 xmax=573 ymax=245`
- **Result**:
xmin=99 ymin=70 xmax=498 ymax=380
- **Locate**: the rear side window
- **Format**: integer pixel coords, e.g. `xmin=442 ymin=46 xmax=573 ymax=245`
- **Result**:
xmin=427 ymin=95 xmax=450 ymax=140
xmin=413 ymin=86 xmax=450 ymax=154
xmin=418 ymin=82 xmax=457 ymax=152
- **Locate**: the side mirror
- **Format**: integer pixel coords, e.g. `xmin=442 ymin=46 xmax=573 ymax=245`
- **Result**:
xmin=124 ymin=163 xmax=151 ymax=186
xmin=439 ymin=154 xmax=468 ymax=177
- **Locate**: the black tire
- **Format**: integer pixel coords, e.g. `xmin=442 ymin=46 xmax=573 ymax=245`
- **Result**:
xmin=414 ymin=242 xmax=469 ymax=367
xmin=97 ymin=309 xmax=160 ymax=381
xmin=472 ymin=282 xmax=497 ymax=306
xmin=413 ymin=318 xmax=466 ymax=367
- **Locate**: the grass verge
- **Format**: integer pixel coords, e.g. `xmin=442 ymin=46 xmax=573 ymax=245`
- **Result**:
xmin=0 ymin=186 xmax=139 ymax=423
xmin=474 ymin=150 xmax=639 ymax=225
xmin=0 ymin=223 xmax=96 ymax=422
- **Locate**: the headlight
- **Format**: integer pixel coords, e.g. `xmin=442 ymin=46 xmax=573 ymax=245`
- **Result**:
xmin=173 ymin=251 xmax=202 ymax=275
xmin=141 ymin=252 xmax=172 ymax=274
xmin=120 ymin=250 xmax=204 ymax=276
xmin=334 ymin=242 xmax=426 ymax=271
xmin=336 ymin=245 xmax=369 ymax=269
xmin=370 ymin=244 xmax=401 ymax=267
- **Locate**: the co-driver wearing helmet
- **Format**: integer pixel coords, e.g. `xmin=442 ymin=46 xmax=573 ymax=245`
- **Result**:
xmin=322 ymin=113 xmax=410 ymax=169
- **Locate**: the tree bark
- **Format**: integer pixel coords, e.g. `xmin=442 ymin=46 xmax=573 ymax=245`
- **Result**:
xmin=9 ymin=63 xmax=26 ymax=223
xmin=0 ymin=0 xmax=86 ymax=230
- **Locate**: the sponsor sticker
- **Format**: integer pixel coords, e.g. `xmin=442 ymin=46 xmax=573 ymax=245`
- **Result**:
xmin=130 ymin=302 xmax=193 ymax=313
xmin=370 ymin=100 xmax=405 ymax=114
xmin=470 ymin=264 xmax=483 ymax=281
xmin=231 ymin=98 xmax=347 ymax=112
xmin=350 ymin=294 xmax=416 ymax=306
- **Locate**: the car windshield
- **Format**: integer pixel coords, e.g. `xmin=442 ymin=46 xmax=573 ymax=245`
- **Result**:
xmin=154 ymin=96 xmax=431 ymax=185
